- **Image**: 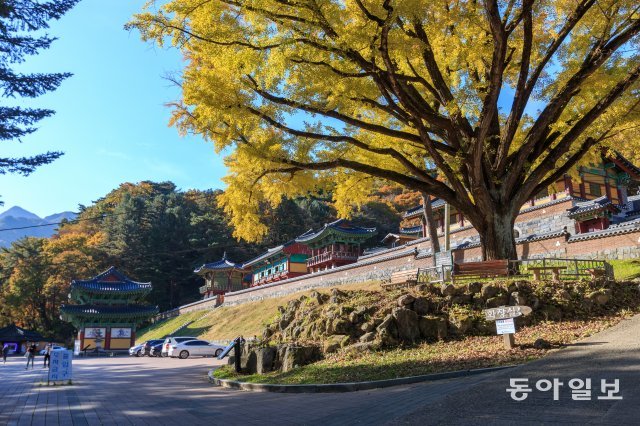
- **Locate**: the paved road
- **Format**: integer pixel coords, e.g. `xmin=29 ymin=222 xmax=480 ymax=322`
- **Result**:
xmin=393 ymin=313 xmax=640 ymax=425
xmin=1 ymin=315 xmax=638 ymax=425
xmin=0 ymin=353 xmax=495 ymax=425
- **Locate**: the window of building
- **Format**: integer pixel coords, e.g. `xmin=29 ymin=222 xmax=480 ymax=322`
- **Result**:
xmin=589 ymin=183 xmax=602 ymax=197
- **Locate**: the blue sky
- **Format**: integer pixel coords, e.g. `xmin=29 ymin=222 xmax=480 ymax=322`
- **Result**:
xmin=0 ymin=0 xmax=226 ymax=217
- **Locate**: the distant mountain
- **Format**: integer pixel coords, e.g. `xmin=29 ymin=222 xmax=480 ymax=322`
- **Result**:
xmin=0 ymin=206 xmax=77 ymax=248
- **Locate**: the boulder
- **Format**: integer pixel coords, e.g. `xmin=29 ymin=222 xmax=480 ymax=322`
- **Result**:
xmin=590 ymin=289 xmax=612 ymax=306
xmin=533 ymin=338 xmax=552 ymax=349
xmin=448 ymin=311 xmax=473 ymax=335
xmin=323 ymin=334 xmax=351 ymax=353
xmin=441 ymin=284 xmax=457 ymax=297
xmin=376 ymin=314 xmax=399 ymax=346
xmin=348 ymin=312 xmax=360 ymax=323
xmin=540 ymin=305 xmax=563 ymax=321
xmin=467 ymin=282 xmax=483 ymax=294
xmin=308 ymin=290 xmax=325 ymax=305
xmin=509 ymin=291 xmax=527 ymax=306
xmin=255 ymin=347 xmax=277 ymax=374
xmin=481 ymin=284 xmax=499 ymax=300
xmin=329 ymin=288 xmax=346 ymax=304
xmin=359 ymin=332 xmax=376 ymax=343
xmin=360 ymin=322 xmax=375 ymax=333
xmin=557 ymin=289 xmax=572 ymax=302
xmin=486 ymin=295 xmax=509 ymax=308
xmin=280 ymin=345 xmax=322 ymax=373
xmin=418 ymin=316 xmax=447 ymax=340
xmin=397 ymin=294 xmax=415 ymax=307
xmin=412 ymin=297 xmax=430 ymax=315
xmin=331 ymin=318 xmax=352 ymax=335
xmin=392 ymin=307 xmax=420 ymax=343
xmin=240 ymin=347 xmax=258 ymax=374
xmin=344 ymin=342 xmax=375 ymax=354
xmin=451 ymin=294 xmax=472 ymax=305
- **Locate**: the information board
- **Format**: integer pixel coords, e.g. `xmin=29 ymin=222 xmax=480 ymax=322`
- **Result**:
xmin=48 ymin=350 xmax=73 ymax=382
xmin=495 ymin=318 xmax=516 ymax=335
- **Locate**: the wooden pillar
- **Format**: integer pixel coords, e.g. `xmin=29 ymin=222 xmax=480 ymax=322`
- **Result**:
xmin=105 ymin=327 xmax=111 ymax=350
xmin=130 ymin=329 xmax=136 ymax=348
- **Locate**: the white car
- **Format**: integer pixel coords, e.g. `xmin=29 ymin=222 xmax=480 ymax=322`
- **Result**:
xmin=168 ymin=339 xmax=226 ymax=359
xmin=160 ymin=336 xmax=199 ymax=357
xmin=39 ymin=346 xmax=64 ymax=355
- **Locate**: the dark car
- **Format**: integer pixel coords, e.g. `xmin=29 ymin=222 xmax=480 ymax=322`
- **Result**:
xmin=141 ymin=339 xmax=164 ymax=356
xmin=149 ymin=343 xmax=164 ymax=357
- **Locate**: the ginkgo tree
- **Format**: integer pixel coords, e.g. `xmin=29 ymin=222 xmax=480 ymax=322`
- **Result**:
xmin=130 ymin=0 xmax=640 ymax=260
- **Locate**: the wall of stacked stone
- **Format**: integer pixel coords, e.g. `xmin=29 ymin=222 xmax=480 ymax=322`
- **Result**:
xmin=515 ymin=199 xmax=575 ymax=236
xmin=154 ymin=225 xmax=640 ymax=316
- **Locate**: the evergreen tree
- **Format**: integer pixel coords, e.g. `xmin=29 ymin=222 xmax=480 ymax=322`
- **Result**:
xmin=0 ymin=0 xmax=79 ymax=179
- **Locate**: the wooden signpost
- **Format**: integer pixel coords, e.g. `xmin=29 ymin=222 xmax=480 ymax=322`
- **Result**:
xmin=483 ymin=305 xmax=532 ymax=349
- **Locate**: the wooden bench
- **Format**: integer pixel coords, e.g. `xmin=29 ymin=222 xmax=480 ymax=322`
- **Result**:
xmin=528 ymin=266 xmax=567 ymax=282
xmin=451 ymin=260 xmax=510 ymax=283
xmin=381 ymin=269 xmax=419 ymax=290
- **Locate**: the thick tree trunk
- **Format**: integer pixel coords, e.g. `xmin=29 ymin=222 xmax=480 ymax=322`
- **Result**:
xmin=479 ymin=210 xmax=518 ymax=261
xmin=421 ymin=192 xmax=440 ymax=266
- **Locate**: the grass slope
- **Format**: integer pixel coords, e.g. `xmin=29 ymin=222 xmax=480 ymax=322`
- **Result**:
xmin=611 ymin=259 xmax=640 ymax=281
xmin=137 ymin=281 xmax=383 ymax=343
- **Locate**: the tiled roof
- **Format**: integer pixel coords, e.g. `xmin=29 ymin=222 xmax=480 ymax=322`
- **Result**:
xmin=568 ymin=220 xmax=640 ymax=242
xmin=294 ymin=219 xmax=376 ymax=243
xmin=399 ymin=226 xmax=423 ymax=235
xmin=567 ymin=196 xmax=619 ymax=218
xmin=402 ymin=199 xmax=446 ymax=218
xmin=60 ymin=304 xmax=158 ymax=317
xmin=0 ymin=324 xmax=44 ymax=341
xmin=71 ymin=267 xmax=151 ymax=294
xmin=515 ymin=229 xmax=568 ymax=243
xmin=611 ymin=151 xmax=640 ymax=179
xmin=194 ymin=258 xmax=243 ymax=274
xmin=242 ymin=242 xmax=291 ymax=267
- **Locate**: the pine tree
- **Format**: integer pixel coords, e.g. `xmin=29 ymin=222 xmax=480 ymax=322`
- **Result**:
xmin=0 ymin=0 xmax=79 ymax=177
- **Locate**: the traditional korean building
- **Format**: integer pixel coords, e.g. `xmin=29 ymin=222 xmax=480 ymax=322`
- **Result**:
xmin=243 ymin=241 xmax=310 ymax=286
xmin=60 ymin=267 xmax=158 ymax=351
xmin=391 ymin=153 xmax=640 ymax=249
xmin=194 ymin=254 xmax=248 ymax=299
xmin=0 ymin=324 xmax=45 ymax=354
xmin=295 ymin=219 xmax=377 ymax=272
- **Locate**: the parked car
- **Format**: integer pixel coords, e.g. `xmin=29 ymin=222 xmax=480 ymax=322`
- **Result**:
xmin=149 ymin=343 xmax=164 ymax=357
xmin=129 ymin=343 xmax=145 ymax=357
xmin=160 ymin=336 xmax=198 ymax=357
xmin=168 ymin=339 xmax=226 ymax=359
xmin=141 ymin=339 xmax=165 ymax=356
xmin=39 ymin=345 xmax=64 ymax=355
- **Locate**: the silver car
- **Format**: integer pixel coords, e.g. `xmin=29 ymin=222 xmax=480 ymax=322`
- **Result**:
xmin=168 ymin=339 xmax=226 ymax=359
xmin=160 ymin=336 xmax=198 ymax=357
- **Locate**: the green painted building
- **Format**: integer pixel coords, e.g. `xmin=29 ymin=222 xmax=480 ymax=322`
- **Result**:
xmin=60 ymin=267 xmax=158 ymax=351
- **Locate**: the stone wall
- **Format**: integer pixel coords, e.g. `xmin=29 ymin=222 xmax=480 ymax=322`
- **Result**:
xmin=153 ymin=226 xmax=640 ymax=316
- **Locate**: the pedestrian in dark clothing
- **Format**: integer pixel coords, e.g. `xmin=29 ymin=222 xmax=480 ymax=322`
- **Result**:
xmin=43 ymin=344 xmax=52 ymax=368
xmin=25 ymin=344 xmax=36 ymax=370
xmin=2 ymin=344 xmax=9 ymax=364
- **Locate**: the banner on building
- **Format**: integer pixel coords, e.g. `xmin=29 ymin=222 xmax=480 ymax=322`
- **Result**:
xmin=110 ymin=327 xmax=131 ymax=338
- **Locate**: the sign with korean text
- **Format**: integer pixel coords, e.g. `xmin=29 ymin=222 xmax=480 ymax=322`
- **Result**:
xmin=48 ymin=350 xmax=73 ymax=382
xmin=496 ymin=318 xmax=516 ymax=335
xmin=483 ymin=305 xmax=532 ymax=321
xmin=84 ymin=327 xmax=106 ymax=339
xmin=110 ymin=327 xmax=131 ymax=338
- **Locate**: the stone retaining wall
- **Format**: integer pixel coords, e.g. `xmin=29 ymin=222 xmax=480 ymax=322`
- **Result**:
xmin=153 ymin=227 xmax=640 ymax=317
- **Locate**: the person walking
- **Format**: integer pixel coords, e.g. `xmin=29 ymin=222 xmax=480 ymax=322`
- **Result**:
xmin=43 ymin=344 xmax=52 ymax=368
xmin=25 ymin=343 xmax=36 ymax=370
xmin=2 ymin=344 xmax=9 ymax=364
